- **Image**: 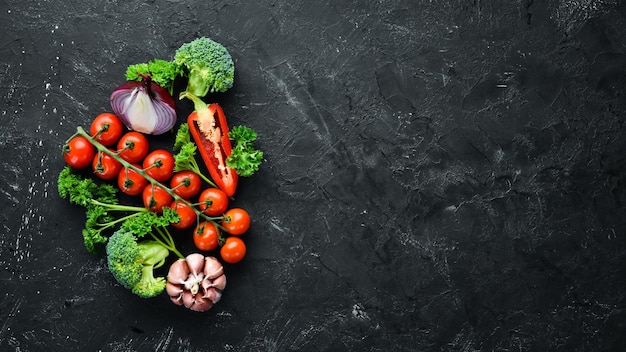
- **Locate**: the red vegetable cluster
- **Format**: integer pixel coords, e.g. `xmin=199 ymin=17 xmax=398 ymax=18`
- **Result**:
xmin=59 ymin=37 xmax=262 ymax=311
xmin=64 ymin=112 xmax=252 ymax=262
xmin=62 ymin=109 xmax=256 ymax=311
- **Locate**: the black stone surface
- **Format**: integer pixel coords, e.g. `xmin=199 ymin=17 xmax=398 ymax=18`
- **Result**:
xmin=1 ymin=1 xmax=626 ymax=351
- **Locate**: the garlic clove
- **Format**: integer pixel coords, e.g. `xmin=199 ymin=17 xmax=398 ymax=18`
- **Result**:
xmin=170 ymin=295 xmax=184 ymax=306
xmin=167 ymin=258 xmax=190 ymax=285
xmin=203 ymin=256 xmax=224 ymax=279
xmin=182 ymin=290 xmax=195 ymax=309
xmin=185 ymin=253 xmax=206 ymax=276
xmin=190 ymin=295 xmax=214 ymax=312
xmin=166 ymin=281 xmax=183 ymax=297
xmin=203 ymin=287 xmax=223 ymax=304
xmin=212 ymin=274 xmax=227 ymax=291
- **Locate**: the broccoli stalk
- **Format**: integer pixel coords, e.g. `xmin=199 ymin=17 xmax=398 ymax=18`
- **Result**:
xmin=174 ymin=37 xmax=235 ymax=97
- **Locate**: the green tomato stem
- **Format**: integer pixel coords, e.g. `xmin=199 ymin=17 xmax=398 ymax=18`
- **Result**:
xmin=90 ymin=199 xmax=148 ymax=213
xmin=75 ymin=126 xmax=222 ymax=230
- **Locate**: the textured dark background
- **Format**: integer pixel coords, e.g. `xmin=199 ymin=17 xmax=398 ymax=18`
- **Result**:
xmin=1 ymin=0 xmax=626 ymax=351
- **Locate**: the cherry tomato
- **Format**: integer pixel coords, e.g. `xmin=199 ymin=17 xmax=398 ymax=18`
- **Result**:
xmin=198 ymin=188 xmax=229 ymax=216
xmin=92 ymin=150 xmax=122 ymax=180
xmin=169 ymin=200 xmax=196 ymax=230
xmin=143 ymin=149 xmax=175 ymax=182
xmin=170 ymin=171 xmax=202 ymax=199
xmin=142 ymin=184 xmax=172 ymax=213
xmin=90 ymin=113 xmax=123 ymax=146
xmin=117 ymin=165 xmax=148 ymax=196
xmin=221 ymin=208 xmax=250 ymax=235
xmin=63 ymin=136 xmax=95 ymax=169
xmin=193 ymin=221 xmax=220 ymax=251
xmin=220 ymin=237 xmax=246 ymax=264
xmin=116 ymin=132 xmax=149 ymax=163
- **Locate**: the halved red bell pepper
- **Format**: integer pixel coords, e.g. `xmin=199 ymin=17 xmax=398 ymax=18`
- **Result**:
xmin=183 ymin=93 xmax=238 ymax=196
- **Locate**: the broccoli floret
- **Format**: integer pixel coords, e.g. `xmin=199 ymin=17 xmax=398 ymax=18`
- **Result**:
xmin=174 ymin=37 xmax=235 ymax=97
xmin=106 ymin=230 xmax=170 ymax=298
xmin=105 ymin=230 xmax=142 ymax=290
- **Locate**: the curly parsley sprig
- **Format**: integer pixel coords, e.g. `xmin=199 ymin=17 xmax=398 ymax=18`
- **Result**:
xmin=226 ymin=126 xmax=264 ymax=177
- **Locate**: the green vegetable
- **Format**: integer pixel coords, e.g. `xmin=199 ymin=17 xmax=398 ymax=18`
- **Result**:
xmin=58 ymin=166 xmax=146 ymax=253
xmin=125 ymin=59 xmax=181 ymax=94
xmin=106 ymin=229 xmax=170 ymax=298
xmin=173 ymin=122 xmax=192 ymax=152
xmin=58 ymin=164 xmax=184 ymax=298
xmin=121 ymin=209 xmax=184 ymax=258
xmin=122 ymin=37 xmax=234 ymax=98
xmin=57 ymin=166 xmax=117 ymax=207
xmin=172 ymin=123 xmax=217 ymax=187
xmin=57 ymin=166 xmax=184 ymax=257
xmin=226 ymin=126 xmax=264 ymax=177
xmin=106 ymin=208 xmax=184 ymax=298
xmin=58 ymin=128 xmax=227 ymax=300
xmin=174 ymin=37 xmax=235 ymax=97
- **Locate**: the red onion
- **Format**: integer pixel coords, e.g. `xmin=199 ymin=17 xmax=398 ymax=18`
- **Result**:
xmin=110 ymin=75 xmax=176 ymax=135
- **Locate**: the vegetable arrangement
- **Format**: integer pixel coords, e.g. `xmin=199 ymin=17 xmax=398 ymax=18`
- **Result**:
xmin=58 ymin=37 xmax=262 ymax=312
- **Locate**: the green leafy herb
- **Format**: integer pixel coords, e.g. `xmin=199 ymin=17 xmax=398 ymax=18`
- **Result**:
xmin=227 ymin=126 xmax=264 ymax=177
xmin=57 ymin=166 xmax=182 ymax=256
xmin=125 ymin=59 xmax=181 ymax=94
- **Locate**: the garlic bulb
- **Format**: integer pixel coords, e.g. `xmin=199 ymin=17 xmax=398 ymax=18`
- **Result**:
xmin=166 ymin=254 xmax=226 ymax=312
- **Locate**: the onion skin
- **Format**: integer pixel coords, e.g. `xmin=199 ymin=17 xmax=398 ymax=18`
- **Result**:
xmin=110 ymin=76 xmax=176 ymax=135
